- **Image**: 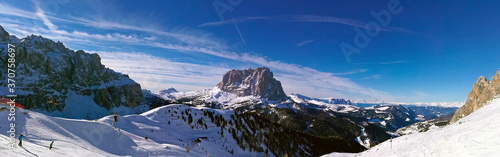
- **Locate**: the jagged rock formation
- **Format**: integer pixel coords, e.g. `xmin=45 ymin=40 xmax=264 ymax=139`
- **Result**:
xmin=451 ymin=69 xmax=500 ymax=123
xmin=216 ymin=67 xmax=287 ymax=101
xmin=0 ymin=25 xmax=144 ymax=117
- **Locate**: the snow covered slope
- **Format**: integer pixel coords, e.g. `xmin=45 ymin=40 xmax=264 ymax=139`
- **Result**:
xmin=0 ymin=104 xmax=255 ymax=157
xmin=323 ymin=98 xmax=500 ymax=157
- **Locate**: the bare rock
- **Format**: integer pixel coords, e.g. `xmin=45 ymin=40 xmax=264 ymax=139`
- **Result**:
xmin=216 ymin=67 xmax=287 ymax=101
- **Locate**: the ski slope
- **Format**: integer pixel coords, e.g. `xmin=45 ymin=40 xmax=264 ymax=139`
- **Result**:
xmin=0 ymin=104 xmax=255 ymax=157
xmin=324 ymin=98 xmax=500 ymax=157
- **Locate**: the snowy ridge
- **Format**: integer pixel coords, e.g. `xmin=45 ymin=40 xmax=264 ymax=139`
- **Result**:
xmin=0 ymin=104 xmax=256 ymax=157
xmin=347 ymin=98 xmax=463 ymax=108
xmin=324 ymin=98 xmax=500 ymax=157
xmin=289 ymin=94 xmax=360 ymax=113
xmin=397 ymin=102 xmax=463 ymax=108
xmin=160 ymin=87 xmax=264 ymax=109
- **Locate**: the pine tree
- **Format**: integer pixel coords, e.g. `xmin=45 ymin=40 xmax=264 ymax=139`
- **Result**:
xmin=188 ymin=114 xmax=193 ymax=124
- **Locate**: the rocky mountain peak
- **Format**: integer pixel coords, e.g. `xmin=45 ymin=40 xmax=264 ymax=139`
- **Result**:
xmin=216 ymin=67 xmax=287 ymax=101
xmin=0 ymin=25 xmax=9 ymax=42
xmin=451 ymin=68 xmax=500 ymax=123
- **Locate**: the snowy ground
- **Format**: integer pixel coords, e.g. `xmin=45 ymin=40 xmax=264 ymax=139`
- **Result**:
xmin=0 ymin=104 xmax=256 ymax=157
xmin=324 ymin=98 xmax=500 ymax=157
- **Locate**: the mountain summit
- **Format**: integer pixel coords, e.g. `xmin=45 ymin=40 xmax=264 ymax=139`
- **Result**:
xmin=216 ymin=67 xmax=287 ymax=101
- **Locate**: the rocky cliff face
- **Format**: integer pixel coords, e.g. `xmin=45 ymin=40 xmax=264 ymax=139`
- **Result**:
xmin=216 ymin=67 xmax=287 ymax=101
xmin=0 ymin=25 xmax=144 ymax=117
xmin=451 ymin=69 xmax=500 ymax=123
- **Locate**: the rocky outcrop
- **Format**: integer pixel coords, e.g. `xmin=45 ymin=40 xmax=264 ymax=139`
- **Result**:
xmin=216 ymin=67 xmax=287 ymax=101
xmin=451 ymin=69 xmax=500 ymax=123
xmin=0 ymin=25 xmax=143 ymax=115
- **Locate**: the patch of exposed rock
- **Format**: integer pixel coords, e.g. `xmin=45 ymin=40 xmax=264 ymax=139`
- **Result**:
xmin=216 ymin=67 xmax=287 ymax=101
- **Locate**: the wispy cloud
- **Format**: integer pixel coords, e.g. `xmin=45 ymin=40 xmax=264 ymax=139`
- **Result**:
xmin=199 ymin=16 xmax=269 ymax=27
xmin=380 ymin=60 xmax=410 ymax=64
xmin=70 ymin=17 xmax=227 ymax=49
xmin=363 ymin=74 xmax=382 ymax=80
xmin=332 ymin=69 xmax=368 ymax=75
xmin=200 ymin=15 xmax=413 ymax=33
xmin=34 ymin=1 xmax=57 ymax=30
xmin=295 ymin=39 xmax=315 ymax=47
xmin=0 ymin=2 xmax=37 ymax=19
xmin=352 ymin=60 xmax=411 ymax=65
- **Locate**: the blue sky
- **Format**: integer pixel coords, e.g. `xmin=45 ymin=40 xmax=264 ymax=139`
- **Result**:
xmin=1 ymin=0 xmax=500 ymax=102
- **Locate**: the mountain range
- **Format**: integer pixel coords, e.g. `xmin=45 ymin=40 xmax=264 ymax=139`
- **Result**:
xmin=4 ymin=25 xmax=496 ymax=156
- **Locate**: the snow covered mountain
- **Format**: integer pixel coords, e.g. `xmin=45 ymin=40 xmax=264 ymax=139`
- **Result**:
xmin=395 ymin=113 xmax=453 ymax=136
xmin=0 ymin=104 xmax=240 ymax=156
xmin=159 ymin=88 xmax=178 ymax=95
xmin=0 ymin=23 xmax=467 ymax=156
xmin=0 ymin=25 xmax=145 ymax=119
xmin=147 ymin=68 xmax=457 ymax=151
xmin=0 ymin=102 xmax=366 ymax=157
xmin=324 ymin=68 xmax=500 ymax=157
xmin=324 ymin=97 xmax=500 ymax=157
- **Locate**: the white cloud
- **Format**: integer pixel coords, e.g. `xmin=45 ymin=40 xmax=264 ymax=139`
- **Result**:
xmin=363 ymin=74 xmax=382 ymax=80
xmin=0 ymin=2 xmax=37 ymax=19
xmin=380 ymin=60 xmax=410 ymax=65
xmin=296 ymin=39 xmax=315 ymax=47
xmin=333 ymin=69 xmax=368 ymax=76
xmin=34 ymin=1 xmax=57 ymax=30
xmin=200 ymin=15 xmax=413 ymax=33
